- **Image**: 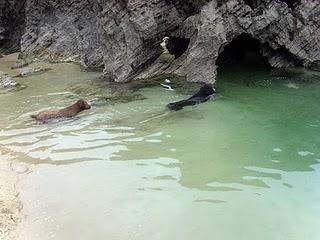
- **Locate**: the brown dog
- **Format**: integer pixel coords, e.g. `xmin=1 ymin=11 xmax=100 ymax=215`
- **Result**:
xmin=31 ymin=99 xmax=91 ymax=121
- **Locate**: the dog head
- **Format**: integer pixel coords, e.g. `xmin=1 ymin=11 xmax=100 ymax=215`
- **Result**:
xmin=77 ymin=99 xmax=91 ymax=110
xmin=199 ymin=84 xmax=216 ymax=97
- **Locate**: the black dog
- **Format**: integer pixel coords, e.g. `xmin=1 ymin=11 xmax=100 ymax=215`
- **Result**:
xmin=167 ymin=84 xmax=216 ymax=111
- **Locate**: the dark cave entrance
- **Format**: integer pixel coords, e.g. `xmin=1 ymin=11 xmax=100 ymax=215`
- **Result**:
xmin=243 ymin=0 xmax=300 ymax=10
xmin=282 ymin=0 xmax=301 ymax=10
xmin=0 ymin=0 xmax=26 ymax=53
xmin=166 ymin=37 xmax=190 ymax=59
xmin=243 ymin=0 xmax=257 ymax=9
xmin=216 ymin=34 xmax=270 ymax=73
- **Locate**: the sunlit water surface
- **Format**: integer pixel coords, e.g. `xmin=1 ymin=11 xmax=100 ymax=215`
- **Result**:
xmin=0 ymin=58 xmax=320 ymax=240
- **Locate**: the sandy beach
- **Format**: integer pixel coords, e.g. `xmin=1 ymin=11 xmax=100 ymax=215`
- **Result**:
xmin=0 ymin=154 xmax=28 ymax=240
xmin=0 ymin=53 xmax=29 ymax=240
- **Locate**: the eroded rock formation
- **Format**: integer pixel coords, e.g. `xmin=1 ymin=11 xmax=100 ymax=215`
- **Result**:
xmin=4 ymin=0 xmax=320 ymax=83
xmin=140 ymin=0 xmax=320 ymax=82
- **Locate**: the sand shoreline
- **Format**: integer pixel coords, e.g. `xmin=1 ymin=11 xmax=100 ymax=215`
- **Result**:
xmin=0 ymin=157 xmax=29 ymax=240
xmin=0 ymin=53 xmax=29 ymax=240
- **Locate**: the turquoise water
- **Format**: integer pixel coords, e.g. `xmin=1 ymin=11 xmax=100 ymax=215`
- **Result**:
xmin=0 ymin=57 xmax=320 ymax=239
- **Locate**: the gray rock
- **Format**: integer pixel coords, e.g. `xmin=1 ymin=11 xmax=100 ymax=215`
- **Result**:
xmin=0 ymin=26 xmax=4 ymax=40
xmin=0 ymin=74 xmax=19 ymax=88
xmin=14 ymin=67 xmax=52 ymax=78
xmin=0 ymin=73 xmax=27 ymax=93
xmin=11 ymin=0 xmax=320 ymax=83
xmin=11 ymin=59 xmax=29 ymax=69
xmin=142 ymin=0 xmax=320 ymax=83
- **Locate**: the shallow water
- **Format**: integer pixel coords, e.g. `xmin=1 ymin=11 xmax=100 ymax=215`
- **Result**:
xmin=0 ymin=57 xmax=320 ymax=240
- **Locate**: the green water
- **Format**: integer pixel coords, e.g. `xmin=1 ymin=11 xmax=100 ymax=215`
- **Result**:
xmin=0 ymin=58 xmax=320 ymax=240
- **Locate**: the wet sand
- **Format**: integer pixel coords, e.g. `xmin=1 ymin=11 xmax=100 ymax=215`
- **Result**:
xmin=0 ymin=53 xmax=22 ymax=239
xmin=0 ymin=155 xmax=30 ymax=240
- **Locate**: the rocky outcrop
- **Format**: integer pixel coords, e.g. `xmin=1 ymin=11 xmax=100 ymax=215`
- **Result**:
xmin=14 ymin=66 xmax=51 ymax=78
xmin=16 ymin=0 xmax=320 ymax=83
xmin=11 ymin=59 xmax=28 ymax=69
xmin=0 ymin=72 xmax=19 ymax=88
xmin=0 ymin=0 xmax=26 ymax=53
xmin=20 ymin=0 xmax=193 ymax=77
xmin=21 ymin=1 xmax=104 ymax=68
xmin=139 ymin=0 xmax=320 ymax=83
xmin=0 ymin=72 xmax=27 ymax=92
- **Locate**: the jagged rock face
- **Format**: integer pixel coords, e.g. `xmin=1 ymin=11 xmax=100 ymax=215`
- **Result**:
xmin=96 ymin=0 xmax=187 ymax=80
xmin=151 ymin=0 xmax=320 ymax=83
xmin=0 ymin=0 xmax=26 ymax=53
xmin=21 ymin=0 xmax=104 ymax=68
xmin=19 ymin=0 xmax=320 ymax=83
xmin=21 ymin=0 xmax=193 ymax=76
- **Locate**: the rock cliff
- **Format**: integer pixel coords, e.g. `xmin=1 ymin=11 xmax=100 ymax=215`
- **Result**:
xmin=2 ymin=0 xmax=320 ymax=83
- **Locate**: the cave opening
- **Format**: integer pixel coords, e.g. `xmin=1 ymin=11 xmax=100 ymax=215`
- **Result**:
xmin=282 ymin=0 xmax=300 ymax=10
xmin=243 ymin=0 xmax=300 ymax=10
xmin=166 ymin=37 xmax=190 ymax=59
xmin=243 ymin=0 xmax=257 ymax=9
xmin=216 ymin=34 xmax=270 ymax=73
xmin=0 ymin=0 xmax=26 ymax=53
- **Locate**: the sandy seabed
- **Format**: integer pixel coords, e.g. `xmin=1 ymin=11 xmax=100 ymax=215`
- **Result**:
xmin=0 ymin=54 xmax=32 ymax=240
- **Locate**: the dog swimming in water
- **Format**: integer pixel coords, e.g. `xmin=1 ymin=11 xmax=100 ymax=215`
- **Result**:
xmin=31 ymin=99 xmax=91 ymax=122
xmin=167 ymin=84 xmax=216 ymax=111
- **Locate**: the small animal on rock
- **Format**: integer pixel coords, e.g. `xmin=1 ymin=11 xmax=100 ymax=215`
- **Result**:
xmin=160 ymin=36 xmax=190 ymax=59
xmin=167 ymin=84 xmax=216 ymax=111
xmin=160 ymin=37 xmax=170 ymax=54
xmin=31 ymin=99 xmax=91 ymax=121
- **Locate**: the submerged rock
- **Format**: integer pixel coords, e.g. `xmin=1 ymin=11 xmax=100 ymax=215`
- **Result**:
xmin=68 ymin=74 xmax=199 ymax=106
xmin=69 ymin=79 xmax=148 ymax=105
xmin=96 ymin=92 xmax=147 ymax=105
xmin=14 ymin=67 xmax=52 ymax=78
xmin=0 ymin=74 xmax=19 ymax=88
xmin=0 ymin=72 xmax=27 ymax=93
